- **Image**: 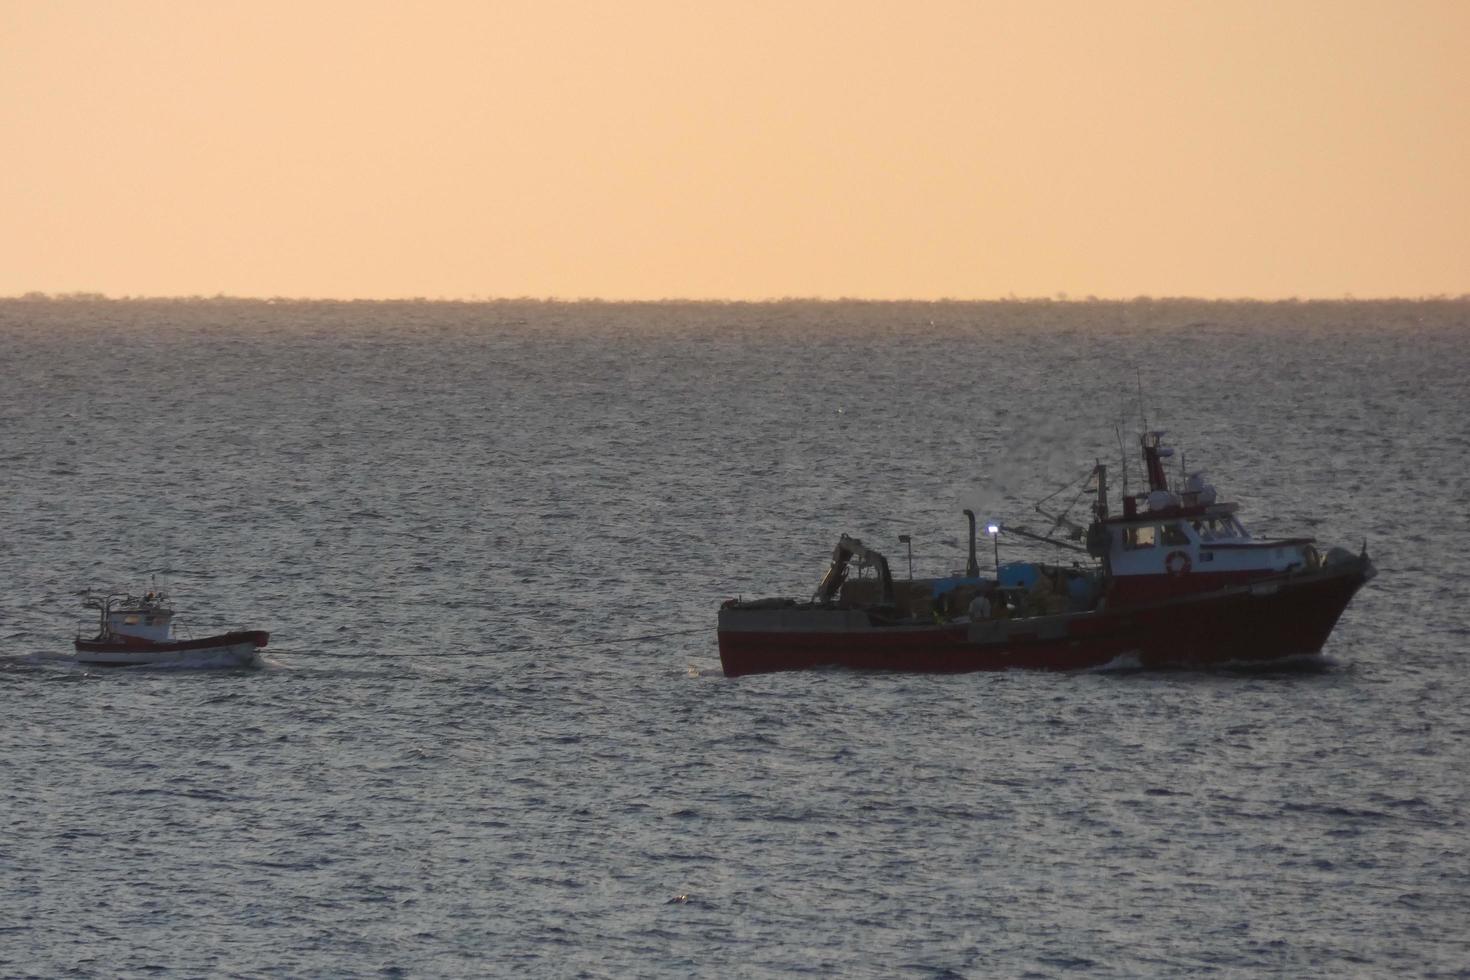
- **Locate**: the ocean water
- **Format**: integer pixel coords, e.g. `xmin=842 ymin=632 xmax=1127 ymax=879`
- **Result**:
xmin=1 ymin=298 xmax=1467 ymax=978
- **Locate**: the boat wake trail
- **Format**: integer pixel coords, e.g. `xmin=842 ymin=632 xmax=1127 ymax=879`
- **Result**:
xmin=1086 ymin=652 xmax=1145 ymax=673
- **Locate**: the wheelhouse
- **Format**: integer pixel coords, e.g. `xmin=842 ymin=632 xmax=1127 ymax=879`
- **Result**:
xmin=1089 ymin=432 xmax=1322 ymax=602
xmin=83 ymin=591 xmax=176 ymax=644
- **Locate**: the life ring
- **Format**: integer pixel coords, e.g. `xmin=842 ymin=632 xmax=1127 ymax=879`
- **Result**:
xmin=1165 ymin=550 xmax=1192 ymax=577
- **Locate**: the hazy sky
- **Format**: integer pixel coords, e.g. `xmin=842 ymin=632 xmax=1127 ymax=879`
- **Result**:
xmin=3 ymin=1 xmax=1467 ymax=300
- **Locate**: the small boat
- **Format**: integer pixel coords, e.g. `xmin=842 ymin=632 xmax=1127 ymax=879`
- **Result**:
xmin=74 ymin=589 xmax=269 ymax=667
xmin=718 ymin=430 xmax=1376 ymax=676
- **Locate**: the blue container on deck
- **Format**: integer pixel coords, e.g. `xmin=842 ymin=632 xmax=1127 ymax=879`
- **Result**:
xmin=997 ymin=562 xmax=1040 ymax=590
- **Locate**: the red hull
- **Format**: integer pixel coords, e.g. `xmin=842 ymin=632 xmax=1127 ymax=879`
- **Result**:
xmin=717 ymin=561 xmax=1370 ymax=677
xmin=74 ymin=629 xmax=270 ymax=655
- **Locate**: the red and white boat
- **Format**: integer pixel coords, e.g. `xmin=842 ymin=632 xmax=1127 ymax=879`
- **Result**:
xmin=75 ymin=589 xmax=269 ymax=667
xmin=718 ymin=431 xmax=1375 ymax=676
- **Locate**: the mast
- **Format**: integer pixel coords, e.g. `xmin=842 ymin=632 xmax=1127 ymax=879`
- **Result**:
xmin=963 ymin=510 xmax=980 ymax=578
xmin=1141 ymin=431 xmax=1169 ymax=493
xmin=1114 ymin=424 xmax=1129 ymax=501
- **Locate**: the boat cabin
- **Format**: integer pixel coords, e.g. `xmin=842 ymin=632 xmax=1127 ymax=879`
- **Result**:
xmin=1091 ymin=433 xmax=1319 ymax=604
xmin=87 ymin=591 xmax=176 ymax=643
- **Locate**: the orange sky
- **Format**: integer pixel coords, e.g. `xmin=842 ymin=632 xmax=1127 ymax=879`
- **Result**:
xmin=3 ymin=0 xmax=1467 ymax=300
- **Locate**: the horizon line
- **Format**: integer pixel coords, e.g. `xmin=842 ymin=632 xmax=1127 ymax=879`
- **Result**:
xmin=6 ymin=291 xmax=1470 ymax=305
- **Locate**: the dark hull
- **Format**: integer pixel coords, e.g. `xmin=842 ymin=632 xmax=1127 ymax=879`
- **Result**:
xmin=717 ymin=560 xmax=1371 ymax=677
xmin=74 ymin=630 xmax=270 ymax=666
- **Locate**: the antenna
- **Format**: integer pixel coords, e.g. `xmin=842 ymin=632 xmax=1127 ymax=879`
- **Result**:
xmin=1136 ymin=369 xmax=1148 ymax=434
xmin=1114 ymin=422 xmax=1129 ymax=499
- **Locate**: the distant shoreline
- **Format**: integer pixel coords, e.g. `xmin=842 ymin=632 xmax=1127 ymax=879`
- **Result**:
xmin=4 ymin=293 xmax=1468 ymax=306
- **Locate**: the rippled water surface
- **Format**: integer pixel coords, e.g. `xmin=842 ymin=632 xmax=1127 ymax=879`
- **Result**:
xmin=2 ymin=299 xmax=1468 ymax=977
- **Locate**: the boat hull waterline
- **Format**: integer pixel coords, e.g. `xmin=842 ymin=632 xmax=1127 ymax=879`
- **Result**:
xmin=74 ymin=630 xmax=270 ymax=667
xmin=718 ymin=558 xmax=1372 ymax=677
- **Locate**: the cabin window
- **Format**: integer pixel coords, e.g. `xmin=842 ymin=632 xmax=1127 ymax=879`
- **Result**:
xmin=1161 ymin=523 xmax=1190 ymax=546
xmin=123 ymin=615 xmax=140 ymax=625
xmin=1125 ymin=525 xmax=1157 ymax=549
xmin=1194 ymin=517 xmax=1238 ymax=541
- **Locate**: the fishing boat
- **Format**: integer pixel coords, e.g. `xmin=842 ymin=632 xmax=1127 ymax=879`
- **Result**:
xmin=717 ymin=431 xmax=1375 ymax=676
xmin=74 ymin=588 xmax=269 ymax=667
